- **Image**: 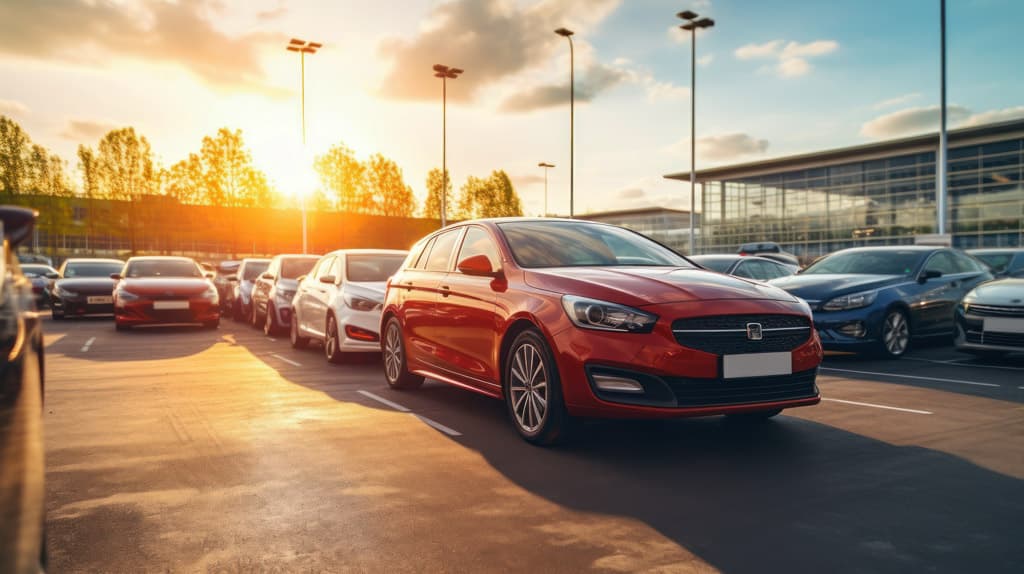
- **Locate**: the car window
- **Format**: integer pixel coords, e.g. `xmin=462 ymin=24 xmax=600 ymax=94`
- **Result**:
xmin=329 ymin=257 xmax=343 ymax=279
xmin=126 ymin=259 xmax=202 ymax=278
xmin=413 ymin=237 xmax=436 ymax=270
xmin=952 ymin=251 xmax=985 ymax=273
xmin=764 ymin=260 xmax=790 ymax=279
xmin=455 ymin=226 xmax=501 ymax=271
xmin=346 ymin=254 xmax=406 ymax=282
xmin=498 ymin=221 xmax=691 ymax=268
xmin=691 ymin=257 xmax=734 ymax=273
xmin=924 ymin=252 xmax=958 ymax=275
xmin=281 ymin=258 xmax=318 ymax=279
xmin=64 ymin=261 xmax=123 ymax=278
xmin=973 ymin=252 xmax=1011 ymax=273
xmin=424 ymin=229 xmax=463 ymax=272
xmin=803 ymin=250 xmax=926 ymax=276
xmin=312 ymin=256 xmax=334 ymax=280
xmin=265 ymin=259 xmax=280 ymax=278
xmin=242 ymin=260 xmax=269 ymax=281
xmin=733 ymin=260 xmax=756 ymax=279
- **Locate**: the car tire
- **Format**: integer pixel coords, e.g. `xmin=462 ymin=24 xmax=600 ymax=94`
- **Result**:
xmin=264 ymin=303 xmax=279 ymax=336
xmin=382 ymin=317 xmax=424 ymax=390
xmin=250 ymin=301 xmax=261 ymax=329
xmin=51 ymin=309 xmax=65 ymax=321
xmin=877 ymin=308 xmax=911 ymax=359
xmin=726 ymin=408 xmax=782 ymax=422
xmin=324 ymin=315 xmax=345 ymax=364
xmin=232 ymin=300 xmax=243 ymax=322
xmin=115 ymin=322 xmax=130 ymax=332
xmin=291 ymin=314 xmax=309 ymax=349
xmin=503 ymin=328 xmax=571 ymax=446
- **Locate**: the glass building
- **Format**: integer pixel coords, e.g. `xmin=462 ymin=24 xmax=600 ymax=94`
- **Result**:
xmin=582 ymin=207 xmax=698 ymax=253
xmin=666 ymin=119 xmax=1024 ymax=259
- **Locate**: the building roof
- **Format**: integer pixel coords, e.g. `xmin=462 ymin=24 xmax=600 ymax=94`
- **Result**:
xmin=581 ymin=206 xmax=692 ymax=220
xmin=663 ymin=118 xmax=1024 ymax=183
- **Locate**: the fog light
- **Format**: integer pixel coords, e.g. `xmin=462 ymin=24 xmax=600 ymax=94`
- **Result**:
xmin=592 ymin=374 xmax=644 ymax=394
xmin=345 ymin=325 xmax=379 ymax=342
xmin=837 ymin=321 xmax=867 ymax=338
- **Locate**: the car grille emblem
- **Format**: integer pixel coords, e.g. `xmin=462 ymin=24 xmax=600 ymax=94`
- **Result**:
xmin=746 ymin=323 xmax=763 ymax=341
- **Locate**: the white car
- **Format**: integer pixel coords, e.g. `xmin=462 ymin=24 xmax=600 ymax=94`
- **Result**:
xmin=290 ymin=249 xmax=408 ymax=362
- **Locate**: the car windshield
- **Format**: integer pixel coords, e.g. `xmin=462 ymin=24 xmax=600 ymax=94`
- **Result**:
xmin=347 ymin=254 xmax=406 ymax=282
xmin=802 ymin=250 xmax=926 ymax=276
xmin=972 ymin=253 xmax=1012 ymax=273
xmin=280 ymin=258 xmax=318 ymax=279
xmin=498 ymin=221 xmax=691 ymax=268
xmin=242 ymin=261 xmax=270 ymax=281
xmin=64 ymin=262 xmax=124 ymax=278
xmin=21 ymin=264 xmax=55 ymax=277
xmin=691 ymin=256 xmax=736 ymax=273
xmin=126 ymin=260 xmax=202 ymax=278
xmin=217 ymin=261 xmax=241 ymax=274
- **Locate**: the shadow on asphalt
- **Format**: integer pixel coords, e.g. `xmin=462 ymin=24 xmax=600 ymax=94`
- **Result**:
xmin=44 ymin=316 xmax=223 ymax=361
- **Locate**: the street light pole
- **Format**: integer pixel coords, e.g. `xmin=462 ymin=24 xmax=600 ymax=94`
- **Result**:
xmin=555 ymin=28 xmax=575 ymax=218
xmin=538 ymin=162 xmax=555 ymax=216
xmin=286 ymin=38 xmax=322 ymax=254
xmin=433 ymin=64 xmax=464 ymax=228
xmin=937 ymin=0 xmax=948 ymax=237
xmin=678 ymin=11 xmax=714 ymax=255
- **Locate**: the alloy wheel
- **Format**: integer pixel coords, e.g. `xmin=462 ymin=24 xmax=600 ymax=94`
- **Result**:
xmin=509 ymin=343 xmax=548 ymax=433
xmin=882 ymin=310 xmax=909 ymax=356
xmin=325 ymin=317 xmax=342 ymax=363
xmin=384 ymin=322 xmax=402 ymax=383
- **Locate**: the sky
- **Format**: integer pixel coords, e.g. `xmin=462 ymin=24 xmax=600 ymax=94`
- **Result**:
xmin=1 ymin=0 xmax=1022 ymax=216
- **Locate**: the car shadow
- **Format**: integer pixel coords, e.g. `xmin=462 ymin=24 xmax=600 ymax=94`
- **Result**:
xmin=42 ymin=316 xmax=225 ymax=362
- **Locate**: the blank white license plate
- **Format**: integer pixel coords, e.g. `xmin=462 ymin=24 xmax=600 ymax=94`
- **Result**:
xmin=87 ymin=296 xmax=113 ymax=305
xmin=723 ymin=352 xmax=792 ymax=379
xmin=153 ymin=300 xmax=189 ymax=310
xmin=983 ymin=317 xmax=1024 ymax=334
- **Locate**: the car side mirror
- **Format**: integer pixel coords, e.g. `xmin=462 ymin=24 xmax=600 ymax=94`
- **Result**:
xmin=45 ymin=272 xmax=60 ymax=279
xmin=457 ymin=254 xmax=499 ymax=277
xmin=110 ymin=273 xmax=122 ymax=280
xmin=261 ymin=272 xmax=274 ymax=280
xmin=227 ymin=275 xmax=238 ymax=282
xmin=319 ymin=275 xmax=337 ymax=284
xmin=204 ymin=272 xmax=215 ymax=280
xmin=919 ymin=269 xmax=942 ymax=283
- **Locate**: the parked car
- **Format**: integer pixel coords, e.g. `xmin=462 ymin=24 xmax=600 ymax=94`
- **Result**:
xmin=251 ymin=254 xmax=319 ymax=335
xmin=382 ymin=218 xmax=822 ymax=445
xmin=0 ymin=207 xmax=47 ymax=572
xmin=212 ymin=260 xmax=241 ymax=312
xmin=736 ymin=241 xmax=800 ymax=267
xmin=19 ymin=263 xmax=57 ymax=307
xmin=291 ymin=249 xmax=408 ymax=361
xmin=691 ymin=254 xmax=797 ymax=282
xmin=770 ymin=246 xmax=993 ymax=358
xmin=16 ymin=252 xmax=53 ymax=266
xmin=47 ymin=258 xmax=125 ymax=319
xmin=232 ymin=258 xmax=270 ymax=322
xmin=968 ymin=248 xmax=1024 ymax=278
xmin=954 ymin=277 xmax=1024 ymax=357
xmin=112 ymin=256 xmax=221 ymax=331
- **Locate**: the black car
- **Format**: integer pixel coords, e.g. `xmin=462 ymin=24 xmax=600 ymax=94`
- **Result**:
xmin=213 ymin=260 xmax=241 ymax=312
xmin=47 ymin=258 xmax=126 ymax=319
xmin=0 ymin=206 xmax=47 ymax=571
xmin=968 ymin=248 xmax=1024 ymax=278
xmin=691 ymin=254 xmax=798 ymax=282
xmin=20 ymin=263 xmax=57 ymax=307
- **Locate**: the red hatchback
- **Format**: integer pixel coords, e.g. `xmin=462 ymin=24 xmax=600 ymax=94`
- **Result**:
xmin=382 ymin=219 xmax=822 ymax=444
xmin=113 ymin=256 xmax=221 ymax=331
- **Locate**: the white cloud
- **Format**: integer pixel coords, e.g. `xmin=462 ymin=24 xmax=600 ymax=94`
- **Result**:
xmin=735 ymin=40 xmax=782 ymax=60
xmin=59 ymin=118 xmax=120 ymax=141
xmin=668 ymin=132 xmax=770 ymax=162
xmin=960 ymin=105 xmax=1024 ymax=127
xmin=872 ymin=93 xmax=921 ymax=110
xmin=857 ymin=104 xmax=1024 ymax=139
xmin=697 ymin=53 xmax=714 ymax=67
xmin=734 ymin=38 xmax=837 ymax=78
xmin=0 ymin=99 xmax=29 ymax=116
xmin=780 ymin=40 xmax=838 ymax=59
xmin=777 ymin=57 xmax=810 ymax=77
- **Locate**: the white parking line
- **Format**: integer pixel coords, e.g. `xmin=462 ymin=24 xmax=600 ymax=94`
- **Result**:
xmin=80 ymin=337 xmax=96 ymax=353
xmin=904 ymin=356 xmax=1024 ymax=372
xmin=415 ymin=414 xmax=462 ymax=436
xmin=356 ymin=390 xmax=411 ymax=412
xmin=270 ymin=354 xmax=302 ymax=367
xmin=821 ymin=367 xmax=1001 ymax=388
xmin=822 ymin=398 xmax=933 ymax=415
xmin=357 ymin=390 xmax=464 ymax=436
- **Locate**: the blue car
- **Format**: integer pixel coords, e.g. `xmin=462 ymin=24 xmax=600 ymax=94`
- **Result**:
xmin=769 ymin=246 xmax=992 ymax=358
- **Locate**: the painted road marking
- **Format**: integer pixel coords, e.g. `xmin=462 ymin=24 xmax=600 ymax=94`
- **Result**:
xmin=357 ymin=390 xmax=411 ymax=412
xmin=821 ymin=367 xmax=1001 ymax=388
xmin=80 ymin=337 xmax=96 ymax=353
xmin=903 ymin=357 xmax=1024 ymax=372
xmin=822 ymin=398 xmax=933 ymax=415
xmin=270 ymin=354 xmax=302 ymax=367
xmin=357 ymin=390 xmax=463 ymax=436
xmin=415 ymin=414 xmax=462 ymax=437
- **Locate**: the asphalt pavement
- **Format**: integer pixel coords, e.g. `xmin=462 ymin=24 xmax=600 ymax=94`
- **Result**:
xmin=41 ymin=316 xmax=1024 ymax=573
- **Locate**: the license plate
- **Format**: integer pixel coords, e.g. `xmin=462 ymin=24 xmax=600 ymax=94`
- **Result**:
xmin=983 ymin=317 xmax=1024 ymax=334
xmin=153 ymin=300 xmax=189 ymax=310
xmin=87 ymin=296 xmax=113 ymax=305
xmin=723 ymin=352 xmax=792 ymax=379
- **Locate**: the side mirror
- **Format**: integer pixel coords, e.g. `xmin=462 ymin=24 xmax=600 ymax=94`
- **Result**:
xmin=457 ymin=254 xmax=499 ymax=277
xmin=227 ymin=275 xmax=238 ymax=282
xmin=319 ymin=275 xmax=337 ymax=284
xmin=204 ymin=272 xmax=215 ymax=280
xmin=261 ymin=272 xmax=274 ymax=280
xmin=919 ymin=269 xmax=942 ymax=283
xmin=110 ymin=273 xmax=122 ymax=280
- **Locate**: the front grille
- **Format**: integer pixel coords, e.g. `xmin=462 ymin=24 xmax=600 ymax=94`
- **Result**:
xmin=672 ymin=314 xmax=811 ymax=355
xmin=965 ymin=304 xmax=1024 ymax=318
xmin=966 ymin=330 xmax=1024 ymax=348
xmin=664 ymin=369 xmax=818 ymax=407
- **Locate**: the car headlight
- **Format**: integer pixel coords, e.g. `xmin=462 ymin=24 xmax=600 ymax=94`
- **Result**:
xmin=345 ymin=293 xmax=382 ymax=312
xmin=561 ymin=295 xmax=658 ymax=333
xmin=201 ymin=286 xmax=219 ymax=302
xmin=115 ymin=289 xmax=139 ymax=305
xmin=55 ymin=286 xmax=78 ymax=298
xmin=822 ymin=289 xmax=878 ymax=311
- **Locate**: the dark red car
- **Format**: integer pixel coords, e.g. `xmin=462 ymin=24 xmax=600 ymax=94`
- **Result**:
xmin=381 ymin=219 xmax=823 ymax=444
xmin=113 ymin=256 xmax=220 ymax=331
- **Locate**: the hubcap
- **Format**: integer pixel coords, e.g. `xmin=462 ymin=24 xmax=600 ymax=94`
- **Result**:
xmin=883 ymin=312 xmax=909 ymax=355
xmin=509 ymin=343 xmax=548 ymax=433
xmin=326 ymin=319 xmax=337 ymax=358
xmin=384 ymin=323 xmax=402 ymax=382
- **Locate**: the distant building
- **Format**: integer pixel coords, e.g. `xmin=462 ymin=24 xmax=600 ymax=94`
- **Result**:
xmin=665 ymin=119 xmax=1024 ymax=258
xmin=582 ymin=207 xmax=698 ymax=253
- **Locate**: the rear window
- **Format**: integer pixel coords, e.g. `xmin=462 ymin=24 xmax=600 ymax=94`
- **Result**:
xmin=972 ymin=253 xmax=1012 ymax=273
xmin=347 ymin=254 xmax=407 ymax=282
xmin=242 ymin=261 xmax=270 ymax=281
xmin=126 ymin=260 xmax=202 ymax=278
xmin=280 ymin=258 xmax=318 ymax=279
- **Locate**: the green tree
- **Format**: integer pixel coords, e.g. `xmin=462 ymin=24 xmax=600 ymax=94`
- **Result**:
xmin=164 ymin=153 xmax=204 ymax=205
xmin=315 ymin=143 xmax=370 ymax=213
xmin=96 ymin=127 xmax=156 ymax=253
xmin=198 ymin=128 xmax=273 ymax=208
xmin=367 ymin=153 xmax=416 ymax=217
xmin=0 ymin=115 xmax=30 ymax=196
xmin=26 ymin=144 xmax=73 ymax=248
xmin=78 ymin=145 xmax=100 ymax=245
xmin=422 ymin=168 xmax=452 ymax=221
xmin=456 ymin=170 xmax=523 ymax=219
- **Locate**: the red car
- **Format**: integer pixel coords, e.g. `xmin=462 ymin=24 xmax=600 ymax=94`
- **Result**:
xmin=381 ymin=219 xmax=822 ymax=444
xmin=113 ymin=256 xmax=221 ymax=331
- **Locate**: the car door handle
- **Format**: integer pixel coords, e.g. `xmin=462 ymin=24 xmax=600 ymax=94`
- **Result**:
xmin=440 ymin=285 xmax=451 ymax=297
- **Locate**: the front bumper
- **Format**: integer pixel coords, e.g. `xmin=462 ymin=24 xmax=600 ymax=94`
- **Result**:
xmin=808 ymin=306 xmax=886 ymax=352
xmin=51 ymin=294 xmax=115 ymax=317
xmin=337 ymin=308 xmax=383 ymax=352
xmin=954 ymin=306 xmax=1024 ymax=352
xmin=115 ymin=299 xmax=220 ymax=326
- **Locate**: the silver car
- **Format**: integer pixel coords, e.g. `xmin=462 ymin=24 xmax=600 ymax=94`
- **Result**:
xmin=954 ymin=277 xmax=1024 ymax=358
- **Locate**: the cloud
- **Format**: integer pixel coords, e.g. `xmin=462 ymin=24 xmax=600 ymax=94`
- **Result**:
xmin=258 ymin=1 xmax=287 ymax=21
xmin=0 ymin=0 xmax=286 ymax=95
xmin=499 ymin=62 xmax=628 ymax=112
xmin=0 ymin=99 xmax=29 ymax=116
xmin=860 ymin=105 xmax=970 ymax=138
xmin=960 ymin=106 xmax=1024 ymax=127
xmin=669 ymin=133 xmax=770 ymax=162
xmin=377 ymin=0 xmax=621 ymax=102
xmin=872 ymin=93 xmax=921 ymax=110
xmin=617 ymin=187 xmax=646 ymax=200
xmin=510 ymin=173 xmax=545 ymax=189
xmin=734 ymin=38 xmax=837 ymax=78
xmin=697 ymin=53 xmax=714 ymax=67
xmin=59 ymin=119 xmax=119 ymax=141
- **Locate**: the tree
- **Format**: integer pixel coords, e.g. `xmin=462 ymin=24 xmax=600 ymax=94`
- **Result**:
xmin=25 ymin=144 xmax=73 ymax=248
xmin=456 ymin=170 xmax=523 ymax=219
xmin=78 ymin=145 xmax=100 ymax=247
xmin=164 ymin=153 xmax=204 ymax=205
xmin=422 ymin=168 xmax=453 ymax=221
xmin=367 ymin=154 xmax=416 ymax=217
xmin=0 ymin=115 xmax=30 ymax=196
xmin=198 ymin=128 xmax=273 ymax=208
xmin=96 ymin=127 xmax=156 ymax=253
xmin=315 ymin=143 xmax=371 ymax=213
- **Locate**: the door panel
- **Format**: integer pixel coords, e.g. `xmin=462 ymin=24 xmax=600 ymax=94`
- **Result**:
xmin=402 ymin=229 xmax=464 ymax=372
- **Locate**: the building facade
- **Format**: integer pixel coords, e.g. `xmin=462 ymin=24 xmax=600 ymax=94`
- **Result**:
xmin=582 ymin=207 xmax=698 ymax=253
xmin=666 ymin=119 xmax=1024 ymax=258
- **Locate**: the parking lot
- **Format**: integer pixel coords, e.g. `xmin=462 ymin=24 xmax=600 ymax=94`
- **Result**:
xmin=42 ymin=317 xmax=1023 ymax=573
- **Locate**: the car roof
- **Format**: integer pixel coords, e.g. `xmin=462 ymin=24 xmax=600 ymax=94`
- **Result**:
xmin=126 ymin=256 xmax=196 ymax=262
xmin=65 ymin=258 xmax=124 ymax=264
xmin=240 ymin=258 xmax=271 ymax=263
xmin=691 ymin=254 xmax=743 ymax=262
xmin=968 ymin=248 xmax=1024 ymax=253
xmin=323 ymin=249 xmax=408 ymax=257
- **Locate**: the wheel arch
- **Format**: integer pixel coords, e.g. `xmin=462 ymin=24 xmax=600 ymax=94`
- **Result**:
xmin=498 ymin=317 xmax=546 ymax=397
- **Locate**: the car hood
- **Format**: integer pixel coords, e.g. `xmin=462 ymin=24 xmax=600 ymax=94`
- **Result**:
xmin=769 ymin=274 xmax=906 ymax=301
xmin=120 ymin=278 xmax=211 ymax=296
xmin=55 ymin=278 xmax=116 ymax=292
xmin=523 ymin=267 xmax=799 ymax=306
xmin=965 ymin=278 xmax=1024 ymax=305
xmin=346 ymin=281 xmax=387 ymax=302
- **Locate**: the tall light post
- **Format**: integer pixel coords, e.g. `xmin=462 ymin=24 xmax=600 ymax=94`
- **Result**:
xmin=433 ymin=64 xmax=463 ymax=228
xmin=555 ymin=27 xmax=575 ymax=218
xmin=538 ymin=162 xmax=555 ymax=216
xmin=286 ymin=37 xmax=321 ymax=254
xmin=937 ymin=0 xmax=948 ymax=237
xmin=678 ymin=10 xmax=714 ymax=254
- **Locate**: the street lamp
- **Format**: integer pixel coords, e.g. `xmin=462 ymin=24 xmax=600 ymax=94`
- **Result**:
xmin=554 ymin=27 xmax=575 ymax=218
xmin=538 ymin=162 xmax=555 ymax=217
xmin=677 ymin=10 xmax=714 ymax=254
xmin=433 ymin=64 xmax=463 ymax=228
xmin=937 ymin=0 xmax=948 ymax=237
xmin=286 ymin=37 xmax=322 ymax=254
